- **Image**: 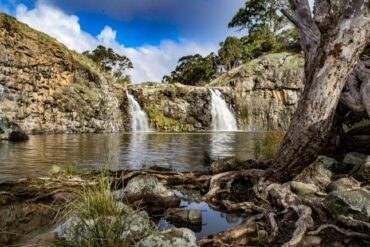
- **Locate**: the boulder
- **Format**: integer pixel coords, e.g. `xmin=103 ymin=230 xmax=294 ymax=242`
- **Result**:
xmin=290 ymin=181 xmax=318 ymax=195
xmin=0 ymin=117 xmax=28 ymax=141
xmin=115 ymin=175 xmax=180 ymax=210
xmin=294 ymin=156 xmax=335 ymax=191
xmin=54 ymin=208 xmax=150 ymax=244
xmin=326 ymin=177 xmax=361 ymax=192
xmin=323 ymin=189 xmax=370 ymax=222
xmin=164 ymin=208 xmax=202 ymax=225
xmin=135 ymin=228 xmax=198 ymax=247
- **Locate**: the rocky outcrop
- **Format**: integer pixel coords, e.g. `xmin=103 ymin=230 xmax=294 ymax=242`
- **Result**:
xmin=0 ymin=14 xmax=124 ymax=135
xmin=0 ymin=116 xmax=28 ymax=141
xmin=0 ymin=14 xmax=304 ymax=134
xmin=129 ymin=52 xmax=304 ymax=131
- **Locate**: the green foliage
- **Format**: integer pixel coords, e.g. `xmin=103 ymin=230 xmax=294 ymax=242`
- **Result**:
xmin=165 ymin=53 xmax=217 ymax=86
xmin=229 ymin=0 xmax=299 ymax=61
xmin=218 ymin=36 xmax=243 ymax=70
xmin=83 ymin=45 xmax=133 ymax=81
xmin=145 ymin=106 xmax=192 ymax=131
xmin=240 ymin=25 xmax=277 ymax=60
xmin=48 ymin=163 xmax=78 ymax=178
xmin=228 ymin=0 xmax=287 ymax=33
xmin=67 ymin=172 xmax=153 ymax=247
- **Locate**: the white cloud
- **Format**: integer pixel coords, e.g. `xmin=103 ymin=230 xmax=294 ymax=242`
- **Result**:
xmin=14 ymin=2 xmax=215 ymax=83
xmin=98 ymin=26 xmax=117 ymax=44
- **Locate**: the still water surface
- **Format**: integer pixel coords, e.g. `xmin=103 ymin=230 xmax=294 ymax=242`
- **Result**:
xmin=0 ymin=132 xmax=282 ymax=181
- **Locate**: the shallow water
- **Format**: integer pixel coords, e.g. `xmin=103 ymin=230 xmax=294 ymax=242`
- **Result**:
xmin=159 ymin=189 xmax=244 ymax=239
xmin=0 ymin=131 xmax=283 ymax=181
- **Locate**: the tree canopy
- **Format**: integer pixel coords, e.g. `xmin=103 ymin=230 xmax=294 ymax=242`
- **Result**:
xmin=83 ymin=45 xmax=133 ymax=83
xmin=218 ymin=36 xmax=243 ymax=70
xmin=163 ymin=53 xmax=217 ymax=86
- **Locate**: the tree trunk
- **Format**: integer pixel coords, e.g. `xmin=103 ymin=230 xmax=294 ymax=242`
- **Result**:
xmin=266 ymin=0 xmax=370 ymax=182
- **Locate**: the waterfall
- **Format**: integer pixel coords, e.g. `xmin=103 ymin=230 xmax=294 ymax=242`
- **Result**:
xmin=126 ymin=91 xmax=151 ymax=132
xmin=210 ymin=89 xmax=238 ymax=131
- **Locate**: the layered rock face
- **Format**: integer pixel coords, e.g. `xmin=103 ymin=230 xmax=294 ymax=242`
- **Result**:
xmin=130 ymin=52 xmax=304 ymax=131
xmin=0 ymin=14 xmax=124 ymax=136
xmin=128 ymin=83 xmax=212 ymax=131
xmin=0 ymin=14 xmax=304 ymax=135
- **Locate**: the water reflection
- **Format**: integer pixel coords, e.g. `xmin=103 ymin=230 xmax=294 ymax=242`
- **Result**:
xmin=0 ymin=132 xmax=283 ymax=181
xmin=159 ymin=189 xmax=244 ymax=239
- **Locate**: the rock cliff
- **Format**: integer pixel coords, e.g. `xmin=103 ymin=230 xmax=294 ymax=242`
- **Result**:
xmin=0 ymin=14 xmax=124 ymax=137
xmin=0 ymin=14 xmax=304 ymax=135
xmin=129 ymin=52 xmax=304 ymax=131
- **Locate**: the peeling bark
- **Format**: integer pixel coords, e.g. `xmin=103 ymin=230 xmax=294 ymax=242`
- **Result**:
xmin=267 ymin=0 xmax=370 ymax=182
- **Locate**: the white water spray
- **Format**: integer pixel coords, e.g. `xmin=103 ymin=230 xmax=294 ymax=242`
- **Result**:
xmin=210 ymin=89 xmax=238 ymax=131
xmin=126 ymin=91 xmax=151 ymax=132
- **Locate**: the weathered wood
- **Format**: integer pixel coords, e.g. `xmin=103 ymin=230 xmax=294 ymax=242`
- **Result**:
xmin=267 ymin=0 xmax=370 ymax=182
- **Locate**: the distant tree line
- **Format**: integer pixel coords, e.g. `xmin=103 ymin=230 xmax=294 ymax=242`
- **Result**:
xmin=82 ymin=45 xmax=133 ymax=85
xmin=164 ymin=0 xmax=299 ymax=86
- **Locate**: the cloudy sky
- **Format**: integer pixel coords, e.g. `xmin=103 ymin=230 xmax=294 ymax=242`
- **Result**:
xmin=0 ymin=0 xmax=247 ymax=83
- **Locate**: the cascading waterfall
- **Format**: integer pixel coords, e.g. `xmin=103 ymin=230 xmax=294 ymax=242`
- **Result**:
xmin=210 ymin=89 xmax=238 ymax=131
xmin=126 ymin=91 xmax=151 ymax=132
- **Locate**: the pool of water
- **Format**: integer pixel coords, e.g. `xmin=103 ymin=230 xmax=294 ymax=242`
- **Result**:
xmin=158 ymin=189 xmax=244 ymax=239
xmin=0 ymin=132 xmax=283 ymax=181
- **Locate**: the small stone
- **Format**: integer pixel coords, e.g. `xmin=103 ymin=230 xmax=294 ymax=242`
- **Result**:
xmin=343 ymin=152 xmax=367 ymax=167
xmin=290 ymin=181 xmax=318 ymax=195
xmin=136 ymin=228 xmax=198 ymax=247
xmin=165 ymin=208 xmax=202 ymax=225
xmin=188 ymin=210 xmax=202 ymax=224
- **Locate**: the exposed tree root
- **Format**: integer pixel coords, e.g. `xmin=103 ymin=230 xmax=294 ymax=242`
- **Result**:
xmin=267 ymin=212 xmax=279 ymax=243
xmin=337 ymin=215 xmax=370 ymax=231
xmin=1 ymin=167 xmax=369 ymax=246
xmin=308 ymin=224 xmax=370 ymax=239
xmin=198 ymin=213 xmax=264 ymax=246
xmin=202 ymin=169 xmax=264 ymax=203
xmin=282 ymin=205 xmax=313 ymax=247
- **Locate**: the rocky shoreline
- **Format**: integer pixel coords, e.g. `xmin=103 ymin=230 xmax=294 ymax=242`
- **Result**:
xmin=1 ymin=151 xmax=369 ymax=246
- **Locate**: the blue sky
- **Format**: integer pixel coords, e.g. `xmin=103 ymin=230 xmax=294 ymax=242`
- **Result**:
xmin=0 ymin=0 xmax=313 ymax=83
xmin=0 ymin=0 xmax=246 ymax=82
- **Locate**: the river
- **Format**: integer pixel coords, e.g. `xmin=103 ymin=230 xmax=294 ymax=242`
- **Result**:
xmin=0 ymin=131 xmax=283 ymax=181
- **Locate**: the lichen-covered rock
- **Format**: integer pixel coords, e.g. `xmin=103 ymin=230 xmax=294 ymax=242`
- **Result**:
xmin=115 ymin=175 xmax=180 ymax=209
xmin=323 ymin=189 xmax=370 ymax=222
xmin=135 ymin=228 xmax=198 ymax=247
xmin=54 ymin=209 xmax=150 ymax=244
xmin=290 ymin=181 xmax=318 ymax=195
xmin=326 ymin=177 xmax=361 ymax=192
xmin=0 ymin=14 xmax=124 ymax=135
xmin=294 ymin=156 xmax=335 ymax=191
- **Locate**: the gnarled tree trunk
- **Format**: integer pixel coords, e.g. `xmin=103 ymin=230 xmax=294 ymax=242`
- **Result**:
xmin=266 ymin=0 xmax=370 ymax=182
